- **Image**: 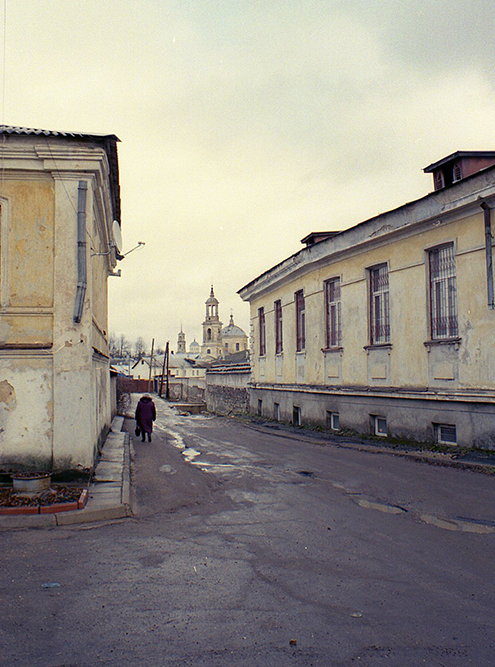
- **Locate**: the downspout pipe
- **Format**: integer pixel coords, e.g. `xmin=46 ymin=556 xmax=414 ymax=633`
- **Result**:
xmin=73 ymin=181 xmax=88 ymax=323
xmin=481 ymin=201 xmax=495 ymax=309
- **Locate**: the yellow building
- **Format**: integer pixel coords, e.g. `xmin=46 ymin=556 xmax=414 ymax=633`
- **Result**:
xmin=0 ymin=126 xmax=122 ymax=472
xmin=239 ymin=151 xmax=495 ymax=448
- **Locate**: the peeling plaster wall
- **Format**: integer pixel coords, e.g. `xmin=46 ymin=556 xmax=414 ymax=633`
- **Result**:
xmin=0 ymin=358 xmax=53 ymax=470
xmin=0 ymin=135 xmax=118 ymax=471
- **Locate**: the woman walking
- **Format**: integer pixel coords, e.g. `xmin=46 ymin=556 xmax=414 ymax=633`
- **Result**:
xmin=135 ymin=395 xmax=156 ymax=442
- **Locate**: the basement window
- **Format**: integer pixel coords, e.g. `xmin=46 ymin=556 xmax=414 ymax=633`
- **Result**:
xmin=273 ymin=402 xmax=280 ymax=421
xmin=293 ymin=405 xmax=301 ymax=426
xmin=434 ymin=423 xmax=457 ymax=446
xmin=373 ymin=415 xmax=387 ymax=437
xmin=257 ymin=399 xmax=263 ymax=416
xmin=326 ymin=411 xmax=340 ymax=431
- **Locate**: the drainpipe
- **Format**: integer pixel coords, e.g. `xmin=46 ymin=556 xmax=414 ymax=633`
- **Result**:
xmin=73 ymin=181 xmax=88 ymax=323
xmin=481 ymin=202 xmax=495 ymax=309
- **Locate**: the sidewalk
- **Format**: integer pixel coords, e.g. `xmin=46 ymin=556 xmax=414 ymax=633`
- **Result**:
xmin=0 ymin=415 xmax=133 ymax=529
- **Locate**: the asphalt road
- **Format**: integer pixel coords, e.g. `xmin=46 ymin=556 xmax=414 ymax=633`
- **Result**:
xmin=1 ymin=396 xmax=495 ymax=666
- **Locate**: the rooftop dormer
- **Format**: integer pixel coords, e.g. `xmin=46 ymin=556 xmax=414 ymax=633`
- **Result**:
xmin=424 ymin=151 xmax=495 ymax=191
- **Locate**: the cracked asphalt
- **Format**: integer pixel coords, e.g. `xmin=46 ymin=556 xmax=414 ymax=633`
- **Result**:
xmin=1 ymin=394 xmax=495 ymax=666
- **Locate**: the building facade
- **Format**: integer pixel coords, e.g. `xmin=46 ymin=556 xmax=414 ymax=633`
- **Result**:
xmin=0 ymin=126 xmax=121 ymax=471
xmin=239 ymin=152 xmax=495 ymax=449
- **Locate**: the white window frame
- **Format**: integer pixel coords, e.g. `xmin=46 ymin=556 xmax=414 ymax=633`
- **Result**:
xmin=434 ymin=423 xmax=457 ymax=446
xmin=428 ymin=244 xmax=458 ymax=340
xmin=373 ymin=415 xmax=387 ymax=437
xmin=325 ymin=277 xmax=341 ymax=348
xmin=369 ymin=264 xmax=390 ymax=345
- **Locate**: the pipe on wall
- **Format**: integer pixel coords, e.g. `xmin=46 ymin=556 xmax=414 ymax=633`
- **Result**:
xmin=73 ymin=181 xmax=88 ymax=323
xmin=481 ymin=201 xmax=494 ymax=309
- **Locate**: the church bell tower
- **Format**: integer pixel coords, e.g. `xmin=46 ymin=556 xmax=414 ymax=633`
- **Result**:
xmin=200 ymin=286 xmax=223 ymax=358
xmin=177 ymin=326 xmax=186 ymax=354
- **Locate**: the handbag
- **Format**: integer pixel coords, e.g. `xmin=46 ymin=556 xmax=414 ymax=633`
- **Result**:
xmin=135 ymin=426 xmax=141 ymax=437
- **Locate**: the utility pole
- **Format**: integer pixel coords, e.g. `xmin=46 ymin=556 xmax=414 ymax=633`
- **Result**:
xmin=159 ymin=342 xmax=167 ymax=398
xmin=165 ymin=342 xmax=170 ymax=400
xmin=148 ymin=338 xmax=155 ymax=393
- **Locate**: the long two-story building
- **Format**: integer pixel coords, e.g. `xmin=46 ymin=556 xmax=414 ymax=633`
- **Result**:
xmin=239 ymin=152 xmax=495 ymax=449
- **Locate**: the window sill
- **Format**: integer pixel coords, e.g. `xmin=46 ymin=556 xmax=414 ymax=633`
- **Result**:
xmin=321 ymin=346 xmax=343 ymax=353
xmin=363 ymin=343 xmax=392 ymax=351
xmin=424 ymin=337 xmax=462 ymax=350
xmin=275 ymin=352 xmax=284 ymax=357
xmin=295 ymin=350 xmax=306 ymax=356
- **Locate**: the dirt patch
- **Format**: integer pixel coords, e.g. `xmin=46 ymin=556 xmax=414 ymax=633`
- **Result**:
xmin=0 ymin=485 xmax=85 ymax=507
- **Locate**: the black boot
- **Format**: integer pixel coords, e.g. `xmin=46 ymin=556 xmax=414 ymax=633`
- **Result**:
xmin=147 ymin=433 xmax=152 ymax=442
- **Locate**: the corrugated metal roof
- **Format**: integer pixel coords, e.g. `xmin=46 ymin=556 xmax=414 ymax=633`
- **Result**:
xmin=0 ymin=125 xmax=120 ymax=141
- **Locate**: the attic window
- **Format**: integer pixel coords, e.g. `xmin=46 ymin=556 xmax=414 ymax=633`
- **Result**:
xmin=435 ymin=172 xmax=444 ymax=190
xmin=452 ymin=163 xmax=462 ymax=182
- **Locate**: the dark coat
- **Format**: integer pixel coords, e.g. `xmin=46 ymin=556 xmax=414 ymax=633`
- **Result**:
xmin=135 ymin=396 xmax=156 ymax=433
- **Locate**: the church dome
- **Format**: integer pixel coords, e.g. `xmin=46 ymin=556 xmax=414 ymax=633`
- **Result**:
xmin=222 ymin=314 xmax=247 ymax=338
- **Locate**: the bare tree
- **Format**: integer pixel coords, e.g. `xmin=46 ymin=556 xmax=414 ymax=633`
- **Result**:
xmin=134 ymin=336 xmax=147 ymax=359
xmin=118 ymin=333 xmax=132 ymax=358
xmin=108 ymin=332 xmax=119 ymax=357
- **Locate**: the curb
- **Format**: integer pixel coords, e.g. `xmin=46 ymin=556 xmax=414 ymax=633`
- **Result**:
xmin=244 ymin=421 xmax=495 ymax=475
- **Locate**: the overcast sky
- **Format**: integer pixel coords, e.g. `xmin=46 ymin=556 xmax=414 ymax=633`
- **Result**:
xmin=5 ymin=0 xmax=495 ymax=352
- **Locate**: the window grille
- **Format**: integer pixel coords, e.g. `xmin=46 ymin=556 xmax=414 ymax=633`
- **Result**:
xmin=434 ymin=423 xmax=457 ymax=445
xmin=295 ymin=290 xmax=306 ymax=351
xmin=274 ymin=299 xmax=283 ymax=353
xmin=429 ymin=244 xmax=458 ymax=339
xmin=369 ymin=265 xmax=390 ymax=344
xmin=435 ymin=172 xmax=444 ymax=190
xmin=325 ymin=278 xmax=341 ymax=347
xmin=258 ymin=307 xmax=266 ymax=356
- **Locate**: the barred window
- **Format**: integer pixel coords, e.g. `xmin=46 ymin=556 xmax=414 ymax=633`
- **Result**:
xmin=295 ymin=290 xmax=305 ymax=352
xmin=274 ymin=299 xmax=283 ymax=354
xmin=325 ymin=277 xmax=341 ymax=347
xmin=429 ymin=244 xmax=458 ymax=339
xmin=258 ymin=307 xmax=266 ymax=356
xmin=369 ymin=264 xmax=390 ymax=344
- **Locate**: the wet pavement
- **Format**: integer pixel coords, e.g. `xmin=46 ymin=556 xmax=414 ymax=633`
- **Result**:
xmin=1 ymin=394 xmax=494 ymax=666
